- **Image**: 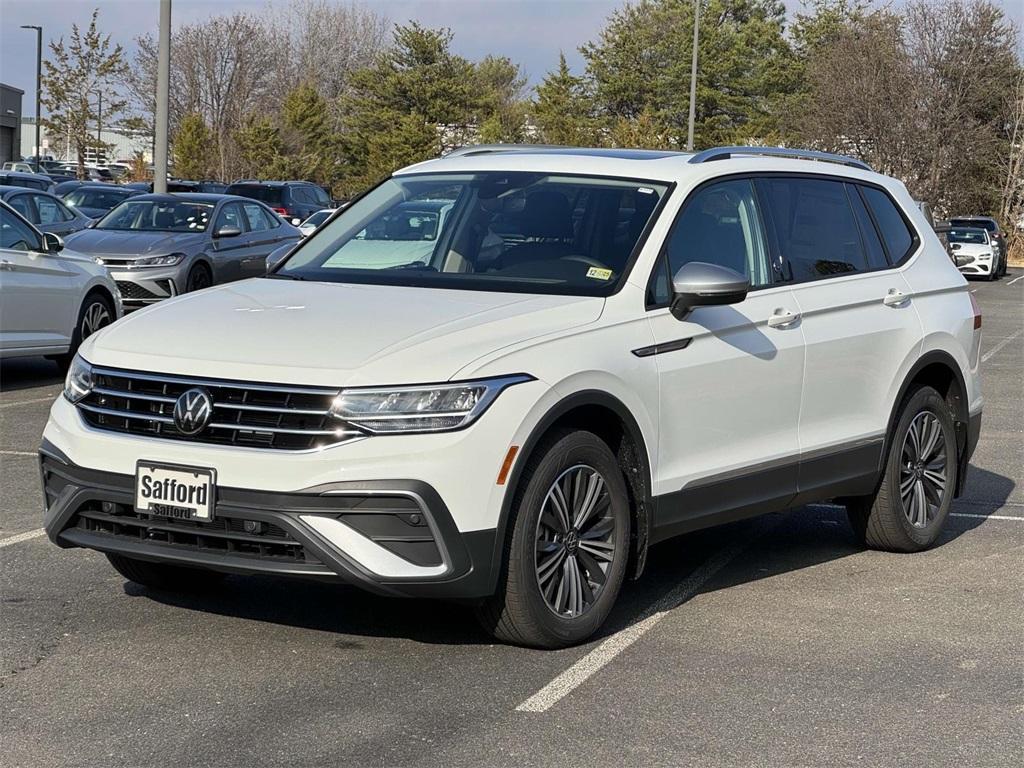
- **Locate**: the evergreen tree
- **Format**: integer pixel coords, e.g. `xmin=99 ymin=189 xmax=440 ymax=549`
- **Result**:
xmin=172 ymin=113 xmax=213 ymax=180
xmin=281 ymin=82 xmax=334 ymax=183
xmin=234 ymin=115 xmax=284 ymax=179
xmin=532 ymin=53 xmax=597 ymax=146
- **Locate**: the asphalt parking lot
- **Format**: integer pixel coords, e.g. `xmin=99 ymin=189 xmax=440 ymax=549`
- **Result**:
xmin=2 ymin=272 xmax=1021 ymax=768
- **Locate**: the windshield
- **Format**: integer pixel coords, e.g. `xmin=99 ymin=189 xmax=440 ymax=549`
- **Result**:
xmin=948 ymin=228 xmax=988 ymax=244
xmin=65 ymin=188 xmax=132 ymax=210
xmin=303 ymin=210 xmax=334 ymax=228
xmin=276 ymin=172 xmax=668 ymax=296
xmin=96 ymin=199 xmax=214 ymax=232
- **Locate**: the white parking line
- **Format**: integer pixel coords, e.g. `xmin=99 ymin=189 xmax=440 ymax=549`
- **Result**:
xmin=0 ymin=528 xmax=45 ymax=549
xmin=1006 ymin=274 xmax=1023 ymax=286
xmin=981 ymin=329 xmax=1022 ymax=363
xmin=0 ymin=450 xmax=36 ymax=457
xmin=515 ymin=541 xmax=747 ymax=713
xmin=0 ymin=394 xmax=58 ymax=409
xmin=950 ymin=512 xmax=1024 ymax=521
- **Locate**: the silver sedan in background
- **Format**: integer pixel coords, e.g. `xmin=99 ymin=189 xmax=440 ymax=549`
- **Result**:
xmin=64 ymin=193 xmax=302 ymax=309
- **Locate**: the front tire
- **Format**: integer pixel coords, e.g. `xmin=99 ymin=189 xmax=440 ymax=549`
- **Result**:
xmin=847 ymin=386 xmax=957 ymax=552
xmin=477 ymin=430 xmax=631 ymax=648
xmin=106 ymin=553 xmax=225 ymax=591
xmin=185 ymin=262 xmax=213 ymax=292
xmin=55 ymin=292 xmax=114 ymax=369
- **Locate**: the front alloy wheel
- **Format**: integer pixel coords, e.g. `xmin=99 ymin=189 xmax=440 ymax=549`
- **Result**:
xmin=535 ymin=465 xmax=616 ymax=618
xmin=81 ymin=299 xmax=112 ymax=340
xmin=477 ymin=429 xmax=630 ymax=648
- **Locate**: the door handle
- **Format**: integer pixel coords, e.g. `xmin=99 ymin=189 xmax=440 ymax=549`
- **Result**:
xmin=767 ymin=308 xmax=801 ymax=328
xmin=883 ymin=288 xmax=911 ymax=307
xmin=0 ymin=259 xmax=15 ymax=272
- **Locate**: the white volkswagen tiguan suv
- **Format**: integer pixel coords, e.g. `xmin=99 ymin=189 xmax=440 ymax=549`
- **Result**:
xmin=40 ymin=146 xmax=983 ymax=648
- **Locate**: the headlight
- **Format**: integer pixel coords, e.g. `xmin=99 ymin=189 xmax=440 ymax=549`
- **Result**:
xmin=64 ymin=354 xmax=93 ymax=403
xmin=329 ymin=374 xmax=533 ymax=433
xmin=132 ymin=252 xmax=186 ymax=267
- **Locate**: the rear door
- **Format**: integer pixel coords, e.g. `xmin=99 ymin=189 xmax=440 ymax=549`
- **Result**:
xmin=757 ymin=175 xmax=923 ymax=501
xmin=646 ymin=177 xmax=805 ymax=535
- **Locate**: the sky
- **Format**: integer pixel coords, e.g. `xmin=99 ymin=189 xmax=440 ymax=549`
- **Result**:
xmin=1 ymin=0 xmax=1022 ymax=108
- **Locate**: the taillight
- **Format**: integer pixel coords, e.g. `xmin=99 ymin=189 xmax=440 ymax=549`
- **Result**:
xmin=271 ymin=207 xmax=288 ymax=215
xmin=970 ymin=292 xmax=982 ymax=329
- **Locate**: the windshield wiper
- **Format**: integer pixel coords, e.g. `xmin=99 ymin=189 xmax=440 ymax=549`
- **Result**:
xmin=385 ymin=261 xmax=437 ymax=271
xmin=264 ymin=273 xmax=305 ymax=280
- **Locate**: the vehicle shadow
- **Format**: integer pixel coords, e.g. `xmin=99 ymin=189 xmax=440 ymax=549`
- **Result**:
xmin=124 ymin=465 xmax=1015 ymax=649
xmin=0 ymin=357 xmax=64 ymax=393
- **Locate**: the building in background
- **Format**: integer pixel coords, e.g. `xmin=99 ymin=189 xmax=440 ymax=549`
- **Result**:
xmin=0 ymin=84 xmax=24 ymax=164
xmin=19 ymin=117 xmax=152 ymax=165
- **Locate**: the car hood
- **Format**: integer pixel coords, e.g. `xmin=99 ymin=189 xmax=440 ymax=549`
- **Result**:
xmin=64 ymin=228 xmax=206 ymax=256
xmin=82 ymin=278 xmax=604 ymax=386
xmin=952 ymin=243 xmax=992 ymax=256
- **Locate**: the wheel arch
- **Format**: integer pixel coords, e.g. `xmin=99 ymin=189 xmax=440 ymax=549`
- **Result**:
xmin=884 ymin=350 xmax=971 ymax=496
xmin=487 ymin=389 xmax=654 ymax=595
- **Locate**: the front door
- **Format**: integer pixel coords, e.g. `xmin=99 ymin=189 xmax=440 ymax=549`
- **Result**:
xmin=646 ymin=177 xmax=805 ymax=539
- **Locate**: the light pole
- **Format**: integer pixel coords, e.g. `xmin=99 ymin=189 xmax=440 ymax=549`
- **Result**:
xmin=20 ymin=24 xmax=42 ymax=172
xmin=686 ymin=0 xmax=700 ymax=152
xmin=153 ymin=0 xmax=171 ymax=193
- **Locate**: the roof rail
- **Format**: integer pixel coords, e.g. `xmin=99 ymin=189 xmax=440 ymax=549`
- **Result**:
xmin=688 ymin=146 xmax=872 ymax=172
xmin=444 ymin=143 xmax=570 ymax=158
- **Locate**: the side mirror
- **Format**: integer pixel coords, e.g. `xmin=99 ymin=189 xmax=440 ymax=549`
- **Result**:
xmin=214 ymin=226 xmax=243 ymax=239
xmin=670 ymin=261 xmax=749 ymax=320
xmin=42 ymin=232 xmax=64 ymax=253
xmin=265 ymin=242 xmax=294 ymax=273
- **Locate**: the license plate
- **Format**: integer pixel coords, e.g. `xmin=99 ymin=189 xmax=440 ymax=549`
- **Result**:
xmin=135 ymin=462 xmax=216 ymax=521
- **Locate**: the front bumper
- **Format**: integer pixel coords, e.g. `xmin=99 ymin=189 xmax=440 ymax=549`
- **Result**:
xmin=40 ymin=441 xmax=498 ymax=598
xmin=109 ymin=266 xmax=182 ymax=308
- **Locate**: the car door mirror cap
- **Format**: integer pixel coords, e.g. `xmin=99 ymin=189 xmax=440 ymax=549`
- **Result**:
xmin=669 ymin=261 xmax=749 ymax=320
xmin=215 ymin=226 xmax=243 ymax=239
xmin=265 ymin=242 xmax=295 ymax=274
xmin=42 ymin=232 xmax=64 ymax=253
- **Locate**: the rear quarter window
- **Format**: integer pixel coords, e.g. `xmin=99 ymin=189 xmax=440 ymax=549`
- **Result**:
xmin=861 ymin=187 xmax=915 ymax=263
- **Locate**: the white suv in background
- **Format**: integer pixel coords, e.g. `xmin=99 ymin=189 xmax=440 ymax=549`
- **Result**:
xmin=40 ymin=146 xmax=982 ymax=648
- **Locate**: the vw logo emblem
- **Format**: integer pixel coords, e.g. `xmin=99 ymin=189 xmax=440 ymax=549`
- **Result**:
xmin=173 ymin=387 xmax=213 ymax=436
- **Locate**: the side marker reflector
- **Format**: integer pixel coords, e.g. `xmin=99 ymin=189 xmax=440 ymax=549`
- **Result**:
xmin=497 ymin=445 xmax=520 ymax=485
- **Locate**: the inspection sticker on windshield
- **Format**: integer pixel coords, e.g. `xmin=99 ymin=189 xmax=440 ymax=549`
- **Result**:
xmin=586 ymin=267 xmax=613 ymax=281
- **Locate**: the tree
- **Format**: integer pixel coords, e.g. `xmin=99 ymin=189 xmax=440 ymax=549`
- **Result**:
xmin=475 ymin=55 xmax=528 ymax=144
xmin=580 ymin=0 xmax=798 ymax=147
xmin=41 ymin=8 xmax=128 ymax=177
xmin=281 ymin=83 xmax=333 ymax=183
xmin=532 ymin=53 xmax=597 ymax=146
xmin=234 ymin=115 xmax=284 ymax=179
xmin=340 ymin=23 xmax=480 ymax=192
xmin=173 ymin=113 xmax=213 ymax=180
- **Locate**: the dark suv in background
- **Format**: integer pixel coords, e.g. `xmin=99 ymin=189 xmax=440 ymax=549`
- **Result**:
xmin=948 ymin=216 xmax=1007 ymax=277
xmin=225 ymin=180 xmax=332 ymax=225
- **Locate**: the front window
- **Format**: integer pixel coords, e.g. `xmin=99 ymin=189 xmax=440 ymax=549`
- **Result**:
xmin=950 ymin=219 xmax=995 ymax=233
xmin=275 ymin=172 xmax=668 ymax=296
xmin=95 ymin=200 xmax=214 ymax=232
xmin=948 ymin=228 xmax=988 ymax=245
xmin=64 ymin=188 xmax=132 ymax=211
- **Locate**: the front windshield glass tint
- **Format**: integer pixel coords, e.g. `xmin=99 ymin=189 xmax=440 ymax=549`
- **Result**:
xmin=276 ymin=172 xmax=668 ymax=296
xmin=948 ymin=229 xmax=987 ymax=244
xmin=96 ymin=200 xmax=214 ymax=232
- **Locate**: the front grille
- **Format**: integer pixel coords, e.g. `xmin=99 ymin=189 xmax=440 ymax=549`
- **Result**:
xmin=77 ymin=367 xmax=363 ymax=451
xmin=73 ymin=505 xmax=321 ymax=565
xmin=116 ymin=281 xmax=159 ymax=300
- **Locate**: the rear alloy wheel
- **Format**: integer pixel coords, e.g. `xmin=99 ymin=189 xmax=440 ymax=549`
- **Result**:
xmin=477 ymin=429 xmax=630 ymax=648
xmin=847 ymin=385 xmax=957 ymax=552
xmin=185 ymin=263 xmax=212 ymax=292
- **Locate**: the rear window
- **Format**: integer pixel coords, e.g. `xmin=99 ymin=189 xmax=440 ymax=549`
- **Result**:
xmin=949 ymin=218 xmax=996 ymax=233
xmin=861 ymin=187 xmax=915 ymax=262
xmin=226 ymin=184 xmax=284 ymax=206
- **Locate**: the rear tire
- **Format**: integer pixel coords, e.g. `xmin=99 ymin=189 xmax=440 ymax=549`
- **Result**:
xmin=846 ymin=386 xmax=957 ymax=552
xmin=476 ymin=429 xmax=631 ymax=648
xmin=106 ymin=553 xmax=225 ymax=591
